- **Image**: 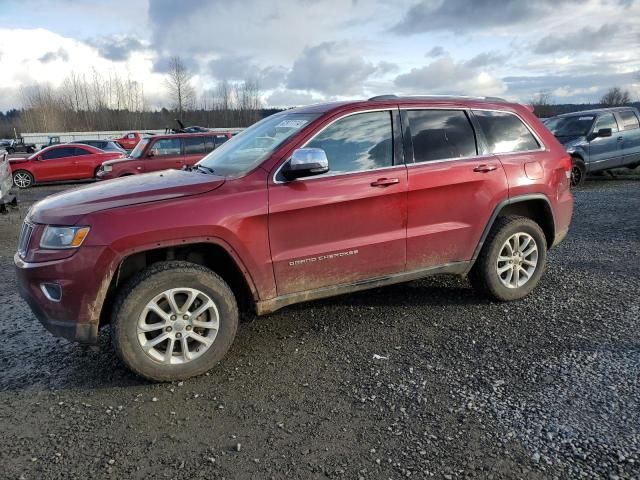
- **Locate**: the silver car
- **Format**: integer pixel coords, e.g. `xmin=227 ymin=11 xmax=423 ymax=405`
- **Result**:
xmin=545 ymin=107 xmax=640 ymax=186
xmin=0 ymin=148 xmax=16 ymax=212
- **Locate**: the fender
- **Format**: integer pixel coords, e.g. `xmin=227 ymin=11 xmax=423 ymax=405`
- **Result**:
xmin=468 ymin=193 xmax=556 ymax=269
xmin=108 ymin=235 xmax=261 ymax=301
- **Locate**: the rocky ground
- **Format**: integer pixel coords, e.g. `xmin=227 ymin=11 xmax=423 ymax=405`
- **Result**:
xmin=0 ymin=173 xmax=638 ymax=479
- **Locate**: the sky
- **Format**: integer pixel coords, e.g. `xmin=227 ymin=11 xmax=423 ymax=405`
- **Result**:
xmin=0 ymin=0 xmax=639 ymax=111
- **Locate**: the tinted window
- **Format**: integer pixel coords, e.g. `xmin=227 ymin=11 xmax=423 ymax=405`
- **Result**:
xmin=619 ymin=110 xmax=640 ymax=130
xmin=184 ymin=137 xmax=206 ymax=154
xmin=74 ymin=147 xmax=92 ymax=155
xmin=204 ymin=137 xmax=215 ymax=152
xmin=215 ymin=135 xmax=229 ymax=146
xmin=42 ymin=147 xmax=75 ymax=160
xmin=474 ymin=110 xmax=540 ymax=153
xmin=407 ymin=110 xmax=476 ymax=162
xmin=149 ymin=138 xmax=181 ymax=156
xmin=306 ymin=111 xmax=393 ymax=174
xmin=594 ymin=113 xmax=619 ymax=133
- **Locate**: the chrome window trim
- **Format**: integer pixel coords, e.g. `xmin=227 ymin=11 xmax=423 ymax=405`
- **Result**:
xmin=272 ymin=108 xmax=397 ymax=184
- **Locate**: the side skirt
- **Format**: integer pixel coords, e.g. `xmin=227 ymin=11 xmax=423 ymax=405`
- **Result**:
xmin=256 ymin=261 xmax=470 ymax=315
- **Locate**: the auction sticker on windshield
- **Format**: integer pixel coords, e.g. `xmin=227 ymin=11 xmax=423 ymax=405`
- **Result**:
xmin=276 ymin=120 xmax=308 ymax=128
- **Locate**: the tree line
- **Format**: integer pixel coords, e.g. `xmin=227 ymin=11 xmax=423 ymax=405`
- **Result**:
xmin=0 ymin=57 xmax=278 ymax=137
xmin=529 ymin=87 xmax=637 ymax=118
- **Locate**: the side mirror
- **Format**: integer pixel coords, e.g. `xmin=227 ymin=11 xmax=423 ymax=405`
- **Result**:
xmin=596 ymin=128 xmax=612 ymax=138
xmin=146 ymin=151 xmax=155 ymax=158
xmin=36 ymin=155 xmax=43 ymax=161
xmin=282 ymin=148 xmax=329 ymax=181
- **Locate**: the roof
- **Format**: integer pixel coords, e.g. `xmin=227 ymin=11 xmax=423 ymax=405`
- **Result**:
xmin=557 ymin=106 xmax=639 ymax=117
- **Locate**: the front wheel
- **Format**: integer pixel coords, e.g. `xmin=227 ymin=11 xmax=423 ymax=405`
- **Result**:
xmin=111 ymin=261 xmax=239 ymax=382
xmin=469 ymin=216 xmax=547 ymax=301
xmin=13 ymin=170 xmax=34 ymax=188
xmin=570 ymin=158 xmax=586 ymax=187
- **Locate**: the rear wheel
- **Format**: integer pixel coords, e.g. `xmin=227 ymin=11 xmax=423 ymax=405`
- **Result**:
xmin=470 ymin=216 xmax=547 ymax=301
xmin=7 ymin=147 xmax=14 ymax=154
xmin=13 ymin=170 xmax=34 ymax=189
xmin=112 ymin=261 xmax=239 ymax=382
xmin=570 ymin=158 xmax=586 ymax=187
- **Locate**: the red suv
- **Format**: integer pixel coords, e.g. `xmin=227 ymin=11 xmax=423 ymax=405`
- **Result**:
xmin=15 ymin=96 xmax=573 ymax=381
xmin=96 ymin=132 xmax=233 ymax=180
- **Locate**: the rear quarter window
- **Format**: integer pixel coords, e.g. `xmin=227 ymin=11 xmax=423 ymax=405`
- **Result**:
xmin=473 ymin=110 xmax=540 ymax=154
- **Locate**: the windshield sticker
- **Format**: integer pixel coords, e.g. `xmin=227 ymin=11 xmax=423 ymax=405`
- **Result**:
xmin=276 ymin=119 xmax=308 ymax=129
xmin=578 ymin=116 xmax=594 ymax=121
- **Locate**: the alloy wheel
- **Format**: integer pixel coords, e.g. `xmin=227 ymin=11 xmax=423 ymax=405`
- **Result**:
xmin=137 ymin=287 xmax=219 ymax=364
xmin=13 ymin=172 xmax=32 ymax=188
xmin=571 ymin=164 xmax=583 ymax=187
xmin=496 ymin=232 xmax=539 ymax=289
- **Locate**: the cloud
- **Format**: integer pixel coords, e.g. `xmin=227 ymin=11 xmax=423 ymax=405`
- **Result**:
xmin=392 ymin=0 xmax=579 ymax=34
xmin=38 ymin=48 xmax=69 ymax=63
xmin=533 ymin=24 xmax=618 ymax=54
xmin=152 ymin=55 xmax=199 ymax=74
xmin=464 ymin=51 xmax=510 ymax=68
xmin=287 ymin=41 xmax=382 ymax=95
xmin=88 ymin=34 xmax=146 ymax=61
xmin=266 ymin=89 xmax=321 ymax=107
xmin=207 ymin=55 xmax=288 ymax=89
xmin=427 ymin=46 xmax=446 ymax=58
xmin=394 ymin=57 xmax=506 ymax=96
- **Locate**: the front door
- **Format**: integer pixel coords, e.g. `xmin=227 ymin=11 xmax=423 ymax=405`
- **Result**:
xmin=35 ymin=146 xmax=78 ymax=181
xmin=146 ymin=137 xmax=184 ymax=172
xmin=268 ymin=110 xmax=407 ymax=296
xmin=588 ymin=113 xmax=622 ymax=171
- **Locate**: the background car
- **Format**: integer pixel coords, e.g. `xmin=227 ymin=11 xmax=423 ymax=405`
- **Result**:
xmin=545 ymin=107 xmax=640 ymax=186
xmin=97 ymin=132 xmax=232 ymax=180
xmin=10 ymin=143 xmax=124 ymax=188
xmin=73 ymin=139 xmax=127 ymax=153
xmin=0 ymin=148 xmax=16 ymax=212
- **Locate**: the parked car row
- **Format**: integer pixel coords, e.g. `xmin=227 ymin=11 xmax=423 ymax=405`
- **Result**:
xmin=9 ymin=132 xmax=234 ymax=188
xmin=543 ymin=106 xmax=640 ymax=186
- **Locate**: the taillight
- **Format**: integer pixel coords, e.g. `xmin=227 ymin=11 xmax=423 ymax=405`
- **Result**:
xmin=561 ymin=155 xmax=572 ymax=172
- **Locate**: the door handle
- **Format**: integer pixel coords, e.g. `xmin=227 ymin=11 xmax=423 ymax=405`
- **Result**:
xmin=370 ymin=178 xmax=400 ymax=187
xmin=617 ymin=136 xmax=623 ymax=141
xmin=473 ymin=164 xmax=498 ymax=173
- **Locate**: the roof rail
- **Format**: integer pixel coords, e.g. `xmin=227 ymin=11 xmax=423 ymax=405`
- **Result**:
xmin=368 ymin=94 xmax=507 ymax=102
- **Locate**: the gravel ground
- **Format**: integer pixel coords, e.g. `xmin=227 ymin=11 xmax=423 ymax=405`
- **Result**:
xmin=0 ymin=173 xmax=638 ymax=480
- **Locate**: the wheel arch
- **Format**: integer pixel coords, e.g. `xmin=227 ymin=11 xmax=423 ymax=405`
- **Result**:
xmin=470 ymin=194 xmax=556 ymax=267
xmin=99 ymin=239 xmax=259 ymax=329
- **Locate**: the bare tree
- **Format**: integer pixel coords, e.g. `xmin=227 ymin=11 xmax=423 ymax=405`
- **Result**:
xmin=529 ymin=91 xmax=555 ymax=118
xmin=600 ymin=87 xmax=631 ymax=107
xmin=165 ymin=56 xmax=195 ymax=120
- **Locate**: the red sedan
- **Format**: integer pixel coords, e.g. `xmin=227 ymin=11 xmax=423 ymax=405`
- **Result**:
xmin=10 ymin=144 xmax=124 ymax=188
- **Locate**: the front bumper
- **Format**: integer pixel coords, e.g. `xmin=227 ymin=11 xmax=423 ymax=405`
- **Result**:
xmin=15 ymin=246 xmax=118 ymax=344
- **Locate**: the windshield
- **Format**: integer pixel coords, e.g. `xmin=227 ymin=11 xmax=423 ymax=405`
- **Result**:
xmin=198 ymin=112 xmax=320 ymax=177
xmin=545 ymin=115 xmax=595 ymax=137
xmin=128 ymin=138 xmax=150 ymax=158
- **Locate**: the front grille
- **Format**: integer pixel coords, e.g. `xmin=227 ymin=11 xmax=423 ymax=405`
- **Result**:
xmin=17 ymin=222 xmax=34 ymax=258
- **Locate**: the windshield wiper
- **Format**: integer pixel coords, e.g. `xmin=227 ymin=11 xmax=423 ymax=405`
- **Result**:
xmin=196 ymin=164 xmax=215 ymax=174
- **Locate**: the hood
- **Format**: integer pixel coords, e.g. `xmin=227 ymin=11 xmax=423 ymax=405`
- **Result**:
xmin=102 ymin=156 xmax=136 ymax=166
xmin=555 ymin=134 xmax=585 ymax=147
xmin=9 ymin=157 xmax=29 ymax=164
xmin=28 ymin=169 xmax=225 ymax=225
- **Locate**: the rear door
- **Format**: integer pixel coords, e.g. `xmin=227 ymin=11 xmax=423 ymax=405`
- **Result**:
xmin=588 ymin=113 xmax=622 ymax=170
xmin=617 ymin=110 xmax=640 ymax=166
xmin=403 ymin=109 xmax=511 ymax=271
xmin=146 ymin=137 xmax=184 ymax=172
xmin=72 ymin=146 xmax=100 ymax=179
xmin=183 ymin=136 xmax=209 ymax=166
xmin=268 ymin=109 xmax=408 ymax=295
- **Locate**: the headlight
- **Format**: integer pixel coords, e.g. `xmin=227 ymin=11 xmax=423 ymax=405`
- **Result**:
xmin=102 ymin=165 xmax=112 ymax=172
xmin=40 ymin=226 xmax=90 ymax=249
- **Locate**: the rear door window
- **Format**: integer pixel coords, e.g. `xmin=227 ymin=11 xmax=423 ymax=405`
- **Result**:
xmin=406 ymin=110 xmax=477 ymax=162
xmin=473 ymin=110 xmax=540 ymax=153
xmin=184 ymin=137 xmax=206 ymax=154
xmin=619 ymin=110 xmax=640 ymax=130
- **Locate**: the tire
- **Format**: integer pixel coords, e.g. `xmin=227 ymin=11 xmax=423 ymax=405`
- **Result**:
xmin=13 ymin=170 xmax=34 ymax=189
xmin=26 ymin=147 xmax=34 ymax=154
xmin=111 ymin=261 xmax=239 ymax=382
xmin=570 ymin=158 xmax=586 ymax=187
xmin=469 ymin=216 xmax=547 ymax=302
xmin=7 ymin=147 xmax=14 ymax=154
